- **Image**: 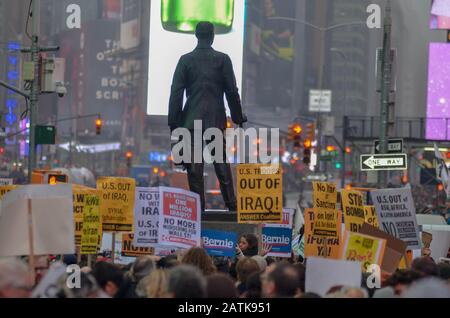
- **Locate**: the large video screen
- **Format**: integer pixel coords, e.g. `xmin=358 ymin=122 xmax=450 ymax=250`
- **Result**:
xmin=430 ymin=0 xmax=450 ymax=29
xmin=426 ymin=43 xmax=450 ymax=140
xmin=147 ymin=0 xmax=246 ymax=116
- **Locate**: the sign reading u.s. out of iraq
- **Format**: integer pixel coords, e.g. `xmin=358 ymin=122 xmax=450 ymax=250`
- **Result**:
xmin=237 ymin=164 xmax=283 ymax=224
xmin=360 ymin=154 xmax=407 ymax=171
xmin=97 ymin=177 xmax=136 ymax=232
xmin=370 ymin=188 xmax=421 ymax=249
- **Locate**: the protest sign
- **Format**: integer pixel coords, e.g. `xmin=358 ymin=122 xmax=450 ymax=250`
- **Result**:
xmin=422 ymin=232 xmax=433 ymax=248
xmin=360 ymin=223 xmax=407 ymax=273
xmin=0 ymin=185 xmax=18 ymax=200
xmin=292 ymin=234 xmax=304 ymax=259
xmin=304 ymin=208 xmax=342 ymax=259
xmin=80 ymin=194 xmax=102 ymax=255
xmin=341 ymin=189 xmax=366 ymax=233
xmin=341 ymin=231 xmax=386 ymax=271
xmin=237 ymin=164 xmax=283 ymax=223
xmin=371 ymin=188 xmax=421 ymax=249
xmin=158 ymin=187 xmax=201 ymax=249
xmin=72 ymin=185 xmax=98 ymax=247
xmin=305 ymin=257 xmax=362 ymax=297
xmin=312 ymin=182 xmax=339 ymax=237
xmin=201 ymin=230 xmax=237 ymax=257
xmin=97 ymin=177 xmax=135 ymax=232
xmin=31 ymin=262 xmax=67 ymax=298
xmin=364 ymin=206 xmax=379 ymax=228
xmin=122 ymin=233 xmax=154 ymax=257
xmin=0 ymin=178 xmax=13 ymax=185
xmin=262 ymin=208 xmax=294 ymax=258
xmin=0 ymin=185 xmax=74 ymax=256
xmin=133 ymin=187 xmax=160 ymax=247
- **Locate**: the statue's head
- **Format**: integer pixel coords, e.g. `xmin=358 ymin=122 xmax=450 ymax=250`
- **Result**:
xmin=195 ymin=22 xmax=215 ymax=46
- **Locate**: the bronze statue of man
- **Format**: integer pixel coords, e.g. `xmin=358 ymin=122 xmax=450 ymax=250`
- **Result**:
xmin=168 ymin=21 xmax=247 ymax=211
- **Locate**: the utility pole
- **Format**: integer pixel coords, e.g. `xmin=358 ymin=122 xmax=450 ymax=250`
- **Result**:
xmin=378 ymin=0 xmax=393 ymax=188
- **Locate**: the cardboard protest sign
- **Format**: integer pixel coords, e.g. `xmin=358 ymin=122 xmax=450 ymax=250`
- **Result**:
xmin=341 ymin=231 xmax=386 ymax=271
xmin=371 ymin=188 xmax=421 ymax=249
xmin=364 ymin=206 xmax=379 ymax=228
xmin=133 ymin=187 xmax=160 ymax=247
xmin=237 ymin=164 xmax=283 ymax=223
xmin=341 ymin=189 xmax=366 ymax=233
xmin=0 ymin=185 xmax=18 ymax=201
xmin=80 ymin=194 xmax=102 ymax=255
xmin=72 ymin=185 xmax=98 ymax=247
xmin=201 ymin=230 xmax=237 ymax=257
xmin=305 ymin=257 xmax=362 ymax=297
xmin=31 ymin=262 xmax=67 ymax=298
xmin=0 ymin=185 xmax=75 ymax=256
xmin=304 ymin=208 xmax=342 ymax=259
xmin=0 ymin=178 xmax=13 ymax=186
xmin=312 ymin=182 xmax=339 ymax=237
xmin=97 ymin=177 xmax=135 ymax=232
xmin=262 ymin=208 xmax=294 ymax=258
xmin=122 ymin=233 xmax=154 ymax=257
xmin=158 ymin=187 xmax=201 ymax=249
xmin=360 ymin=223 xmax=407 ymax=273
xmin=422 ymin=232 xmax=433 ymax=248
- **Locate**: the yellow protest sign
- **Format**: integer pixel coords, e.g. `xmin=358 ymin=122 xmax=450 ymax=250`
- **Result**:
xmin=237 ymin=164 xmax=282 ymax=224
xmin=72 ymin=185 xmax=98 ymax=247
xmin=364 ymin=206 xmax=379 ymax=228
xmin=341 ymin=189 xmax=366 ymax=233
xmin=342 ymin=231 xmax=387 ymax=271
xmin=97 ymin=177 xmax=135 ymax=232
xmin=304 ymin=208 xmax=342 ymax=259
xmin=80 ymin=194 xmax=102 ymax=255
xmin=0 ymin=185 xmax=18 ymax=200
xmin=312 ymin=182 xmax=339 ymax=237
xmin=122 ymin=233 xmax=154 ymax=257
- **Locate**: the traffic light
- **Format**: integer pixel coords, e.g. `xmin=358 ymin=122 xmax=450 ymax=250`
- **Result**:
xmin=305 ymin=122 xmax=316 ymax=141
xmin=126 ymin=151 xmax=133 ymax=168
xmin=345 ymin=147 xmax=352 ymax=154
xmin=326 ymin=145 xmax=336 ymax=152
xmin=335 ymin=162 xmax=342 ymax=170
xmin=288 ymin=122 xmax=302 ymax=150
xmin=96 ymin=116 xmax=102 ymax=135
xmin=437 ymin=183 xmax=444 ymax=192
xmin=303 ymin=139 xmax=312 ymax=165
xmin=401 ymin=174 xmax=409 ymax=185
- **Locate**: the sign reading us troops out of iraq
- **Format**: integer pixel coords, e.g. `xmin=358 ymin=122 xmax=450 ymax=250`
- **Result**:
xmin=371 ymin=188 xmax=421 ymax=249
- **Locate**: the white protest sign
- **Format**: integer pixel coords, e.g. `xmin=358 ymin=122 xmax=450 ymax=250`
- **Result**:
xmin=158 ymin=187 xmax=201 ymax=250
xmin=305 ymin=257 xmax=362 ymax=297
xmin=133 ymin=187 xmax=160 ymax=247
xmin=0 ymin=178 xmax=13 ymax=186
xmin=371 ymin=188 xmax=421 ymax=249
xmin=31 ymin=262 xmax=67 ymax=298
xmin=0 ymin=185 xmax=75 ymax=256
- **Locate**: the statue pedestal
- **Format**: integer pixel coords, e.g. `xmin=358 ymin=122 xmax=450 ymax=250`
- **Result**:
xmin=201 ymin=210 xmax=260 ymax=237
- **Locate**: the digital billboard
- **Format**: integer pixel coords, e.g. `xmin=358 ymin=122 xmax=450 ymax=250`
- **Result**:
xmin=426 ymin=43 xmax=450 ymax=140
xmin=430 ymin=0 xmax=450 ymax=29
xmin=147 ymin=0 xmax=246 ymax=116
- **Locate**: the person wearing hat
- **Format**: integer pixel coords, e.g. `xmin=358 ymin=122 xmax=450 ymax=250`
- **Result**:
xmin=168 ymin=21 xmax=247 ymax=212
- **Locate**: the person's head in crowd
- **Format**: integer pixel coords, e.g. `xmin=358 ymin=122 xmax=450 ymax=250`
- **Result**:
xmin=251 ymin=255 xmax=267 ymax=273
xmin=265 ymin=256 xmax=276 ymax=266
xmin=293 ymin=263 xmax=306 ymax=295
xmin=437 ymin=262 xmax=450 ymax=283
xmin=262 ymin=263 xmax=299 ymax=298
xmin=167 ymin=265 xmax=207 ymax=298
xmin=0 ymin=258 xmax=33 ymax=298
xmin=34 ymin=255 xmax=50 ymax=285
xmin=157 ymin=254 xmax=180 ymax=269
xmin=236 ymin=258 xmax=260 ymax=291
xmin=402 ymin=277 xmax=450 ymax=298
xmin=62 ymin=254 xmax=77 ymax=266
xmin=58 ymin=272 xmax=107 ymax=298
xmin=182 ymin=247 xmax=216 ymax=276
xmin=206 ymin=273 xmax=238 ymax=298
xmin=212 ymin=256 xmax=231 ymax=274
xmin=411 ymin=257 xmax=439 ymax=277
xmin=300 ymin=292 xmax=321 ymax=298
xmin=91 ymin=261 xmax=124 ymax=297
xmin=361 ymin=272 xmax=377 ymax=298
xmin=145 ymin=269 xmax=169 ymax=298
xmin=327 ymin=286 xmax=368 ymax=298
xmin=129 ymin=256 xmax=156 ymax=283
xmin=238 ymin=234 xmax=259 ymax=257
xmin=244 ymin=272 xmax=262 ymax=298
xmin=372 ymin=286 xmax=395 ymax=298
xmin=386 ymin=269 xmax=424 ymax=296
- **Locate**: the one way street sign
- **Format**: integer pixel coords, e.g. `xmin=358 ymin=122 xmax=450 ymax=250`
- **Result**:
xmin=360 ymin=154 xmax=408 ymax=171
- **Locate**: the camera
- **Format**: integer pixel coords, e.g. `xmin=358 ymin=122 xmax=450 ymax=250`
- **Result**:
xmin=55 ymin=82 xmax=67 ymax=98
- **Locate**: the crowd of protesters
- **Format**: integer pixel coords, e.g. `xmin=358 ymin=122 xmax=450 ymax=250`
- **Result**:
xmin=1 ymin=233 xmax=449 ymax=298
